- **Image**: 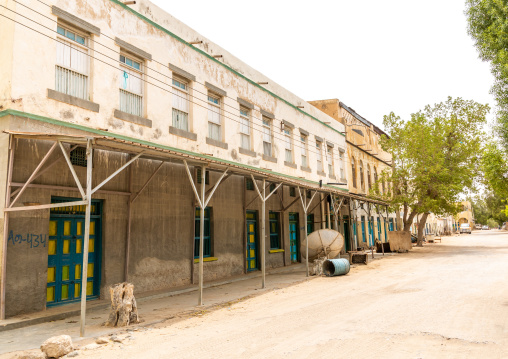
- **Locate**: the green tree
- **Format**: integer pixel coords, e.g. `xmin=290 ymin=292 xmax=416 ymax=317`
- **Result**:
xmin=375 ymin=97 xmax=488 ymax=245
xmin=466 ymin=0 xmax=508 ymax=146
xmin=487 ymin=218 xmax=499 ymax=228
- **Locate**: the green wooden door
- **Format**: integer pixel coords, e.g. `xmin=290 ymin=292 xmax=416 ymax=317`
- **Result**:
xmin=47 ymin=199 xmax=101 ymax=306
xmin=246 ymin=211 xmax=258 ymax=271
xmin=289 ymin=213 xmax=299 ymax=263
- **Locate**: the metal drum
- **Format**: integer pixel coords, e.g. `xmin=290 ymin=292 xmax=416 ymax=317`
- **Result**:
xmin=322 ymin=258 xmax=350 ymax=276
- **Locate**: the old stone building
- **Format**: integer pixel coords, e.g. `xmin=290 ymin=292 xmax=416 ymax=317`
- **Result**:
xmin=0 ymin=0 xmax=392 ymax=325
xmin=309 ymin=99 xmax=394 ymax=249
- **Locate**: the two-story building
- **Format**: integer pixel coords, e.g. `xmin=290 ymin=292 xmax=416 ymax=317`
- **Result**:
xmin=309 ymin=99 xmax=394 ymax=250
xmin=0 ymin=0 xmax=391 ymax=325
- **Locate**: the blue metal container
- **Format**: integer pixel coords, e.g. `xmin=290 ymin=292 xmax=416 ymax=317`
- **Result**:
xmin=323 ymin=258 xmax=350 ymax=276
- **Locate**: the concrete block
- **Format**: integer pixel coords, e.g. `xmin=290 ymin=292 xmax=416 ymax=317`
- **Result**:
xmin=388 ymin=231 xmax=412 ymax=252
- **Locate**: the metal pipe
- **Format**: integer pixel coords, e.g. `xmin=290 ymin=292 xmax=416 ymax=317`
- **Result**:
xmin=320 ymin=194 xmax=326 ymax=229
xmin=0 ymin=136 xmax=14 ymax=320
xmin=9 ymin=145 xmax=79 ymax=198
xmin=4 ymin=200 xmax=88 ymax=212
xmin=80 ymin=138 xmax=93 ymax=337
xmin=11 ymin=141 xmax=59 ymax=207
xmin=198 ymin=165 xmax=205 ymax=305
xmin=125 ymin=156 xmax=133 ymax=282
xmin=10 ymin=182 xmax=131 ymax=196
xmin=261 ymin=179 xmax=266 ymax=288
xmin=326 ymin=195 xmax=331 ymax=229
xmin=57 ymin=141 xmax=85 ymax=199
xmin=91 ymin=152 xmax=142 ymax=195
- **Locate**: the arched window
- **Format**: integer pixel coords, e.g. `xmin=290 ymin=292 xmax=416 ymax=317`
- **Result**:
xmin=351 ymin=157 xmax=357 ymax=188
xmin=360 ymin=161 xmax=364 ymax=190
xmin=367 ymin=165 xmax=371 ymax=190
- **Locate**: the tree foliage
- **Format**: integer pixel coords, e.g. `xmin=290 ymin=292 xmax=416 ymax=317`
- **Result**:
xmin=375 ymin=97 xmax=488 ymax=245
xmin=466 ymin=0 xmax=508 ymax=146
xmin=481 ymin=141 xmax=508 ymax=198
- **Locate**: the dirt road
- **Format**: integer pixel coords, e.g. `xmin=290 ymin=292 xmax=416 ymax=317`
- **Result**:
xmin=13 ymin=231 xmax=508 ymax=358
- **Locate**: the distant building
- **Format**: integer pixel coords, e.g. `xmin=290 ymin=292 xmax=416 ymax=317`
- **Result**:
xmin=309 ymin=99 xmax=394 ymax=249
xmin=455 ymin=201 xmax=475 ymax=230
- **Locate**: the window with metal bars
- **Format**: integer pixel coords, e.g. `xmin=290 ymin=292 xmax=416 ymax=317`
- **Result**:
xmin=194 ymin=207 xmax=211 ymax=258
xmin=246 ymin=178 xmax=254 ymax=191
xmin=269 ymin=211 xmax=281 ymax=249
xmin=70 ymin=147 xmax=87 ymax=167
xmin=119 ymin=53 xmax=143 ymax=117
xmin=289 ymin=187 xmax=296 ymax=197
xmin=196 ymin=168 xmax=209 ymax=185
xmin=172 ymin=77 xmax=189 ymax=131
xmin=55 ymin=25 xmax=89 ymax=100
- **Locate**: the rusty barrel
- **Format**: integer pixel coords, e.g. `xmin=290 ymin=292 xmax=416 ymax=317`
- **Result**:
xmin=322 ymin=258 xmax=350 ymax=277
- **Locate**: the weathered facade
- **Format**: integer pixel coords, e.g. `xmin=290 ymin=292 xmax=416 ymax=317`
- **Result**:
xmin=0 ymin=0 xmax=394 ymax=323
xmin=309 ymin=99 xmax=394 ymax=249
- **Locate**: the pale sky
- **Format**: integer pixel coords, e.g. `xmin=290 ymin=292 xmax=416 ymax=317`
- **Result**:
xmin=151 ymin=0 xmax=495 ymax=131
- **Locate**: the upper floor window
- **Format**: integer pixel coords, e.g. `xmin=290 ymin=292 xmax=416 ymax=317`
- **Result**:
xmin=367 ymin=165 xmax=371 ymax=190
xmin=208 ymin=93 xmax=222 ymax=141
xmin=55 ymin=25 xmax=89 ymax=100
xmin=327 ymin=146 xmax=334 ymax=175
xmin=374 ymin=167 xmax=378 ymax=187
xmin=119 ymin=53 xmax=143 ymax=117
xmin=284 ymin=128 xmax=293 ymax=163
xmin=352 ymin=157 xmax=357 ymax=188
xmin=360 ymin=161 xmax=365 ymax=190
xmin=339 ymin=151 xmax=345 ymax=180
xmin=262 ymin=117 xmax=272 ymax=157
xmin=172 ymin=77 xmax=189 ymax=131
xmin=240 ymin=107 xmax=251 ymax=150
xmin=316 ymin=140 xmax=323 ymax=172
xmin=300 ymin=135 xmax=308 ymax=168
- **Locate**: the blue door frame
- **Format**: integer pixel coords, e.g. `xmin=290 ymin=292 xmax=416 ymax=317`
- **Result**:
xmin=246 ymin=211 xmax=258 ymax=271
xmin=361 ymin=216 xmax=366 ymax=243
xmin=47 ymin=198 xmax=101 ymax=307
xmin=289 ymin=213 xmax=300 ymax=263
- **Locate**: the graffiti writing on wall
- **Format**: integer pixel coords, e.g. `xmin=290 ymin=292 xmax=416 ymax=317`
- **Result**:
xmin=8 ymin=231 xmax=47 ymax=248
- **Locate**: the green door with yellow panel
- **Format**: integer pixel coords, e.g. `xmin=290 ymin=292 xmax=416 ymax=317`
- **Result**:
xmin=246 ymin=211 xmax=258 ymax=271
xmin=47 ymin=198 xmax=101 ymax=306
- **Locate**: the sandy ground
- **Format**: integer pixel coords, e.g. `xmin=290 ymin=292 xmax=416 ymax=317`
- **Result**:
xmin=5 ymin=230 xmax=508 ymax=358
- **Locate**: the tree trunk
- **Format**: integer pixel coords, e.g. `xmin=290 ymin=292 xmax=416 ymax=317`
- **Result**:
xmin=104 ymin=282 xmax=139 ymax=327
xmin=417 ymin=213 xmax=429 ymax=247
xmin=403 ymin=211 xmax=418 ymax=232
xmin=396 ymin=208 xmax=402 ymax=231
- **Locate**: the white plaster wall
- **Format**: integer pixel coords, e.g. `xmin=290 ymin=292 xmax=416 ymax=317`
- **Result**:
xmin=5 ymin=0 xmax=347 ymax=188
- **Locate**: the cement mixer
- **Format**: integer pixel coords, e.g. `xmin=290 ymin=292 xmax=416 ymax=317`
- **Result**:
xmin=301 ymin=229 xmax=344 ymax=261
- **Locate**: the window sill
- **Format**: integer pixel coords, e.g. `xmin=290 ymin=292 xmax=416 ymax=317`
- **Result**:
xmin=329 ymin=174 xmax=337 ymax=180
xmin=194 ymin=257 xmax=218 ymax=263
xmin=206 ymin=137 xmax=228 ymax=149
xmin=340 ymin=178 xmax=348 ymax=183
xmin=269 ymin=249 xmax=284 ymax=253
xmin=284 ymin=161 xmax=297 ymax=169
xmin=300 ymin=166 xmax=311 ymax=173
xmin=317 ymin=171 xmax=327 ymax=177
xmin=239 ymin=147 xmax=256 ymax=157
xmin=47 ymin=89 xmax=99 ymax=113
xmin=114 ymin=109 xmax=152 ymax=128
xmin=262 ymin=154 xmax=277 ymax=163
xmin=169 ymin=126 xmax=197 ymax=141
